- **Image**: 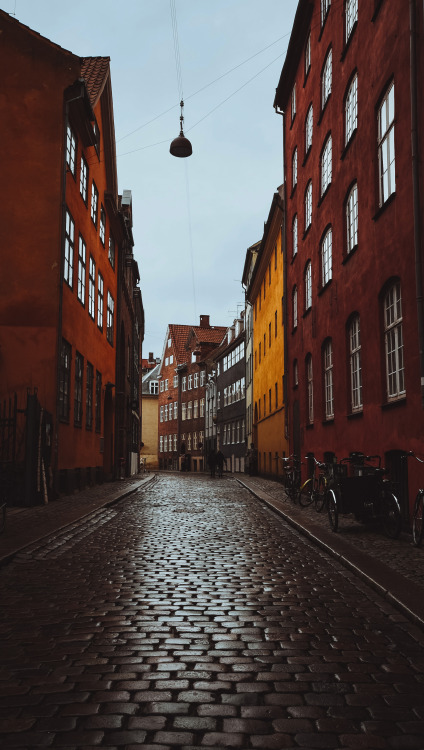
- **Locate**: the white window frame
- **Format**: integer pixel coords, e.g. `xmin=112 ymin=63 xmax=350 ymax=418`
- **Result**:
xmin=97 ymin=272 xmax=103 ymax=330
xmin=324 ymin=339 xmax=334 ymax=419
xmin=305 ymin=105 xmax=313 ymax=154
xmin=182 ymin=402 xmax=187 ymax=420
xmin=174 ymin=401 xmax=178 ymax=419
xmin=194 ymin=400 xmax=198 ymax=418
xmin=64 ymin=209 xmax=74 ymax=288
xmin=321 ymin=228 xmax=332 ymax=287
xmin=321 ymin=135 xmax=332 ymax=195
xmin=292 ymin=148 xmax=298 ymax=191
xmin=66 ymin=124 xmax=76 ymax=176
xmin=345 ymin=74 xmax=358 ymax=145
xmin=349 ymin=315 xmax=362 ymax=412
xmin=305 ymin=262 xmax=312 ymax=311
xmin=88 ymin=255 xmax=95 ymax=320
xmin=77 ymin=235 xmax=86 ymax=305
xmin=305 ymin=32 xmax=311 ymax=76
xmin=293 ymin=286 xmax=298 ymax=329
xmin=187 ymin=401 xmax=192 ymax=419
xmin=305 ymin=182 xmax=312 ymax=231
xmin=182 ymin=376 xmax=187 ymax=392
xmin=321 ymin=0 xmax=331 ymax=26
xmin=378 ymin=82 xmax=396 ymax=206
xmin=346 ymin=182 xmax=358 ymax=254
xmin=194 ymin=372 xmax=199 ymax=388
xmin=345 ymin=0 xmax=358 ymax=42
xmin=384 ymin=281 xmax=405 ymax=400
xmin=291 ymin=83 xmax=296 ymax=123
xmin=322 ymin=49 xmax=332 ymax=109
xmin=188 ymin=374 xmax=193 ymax=390
xmin=292 ymin=214 xmax=298 ymax=258
xmin=79 ymin=155 xmax=88 ymax=202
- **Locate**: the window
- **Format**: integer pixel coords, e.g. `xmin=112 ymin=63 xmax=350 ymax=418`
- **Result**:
xmin=305 ymin=262 xmax=312 ymax=311
xmin=59 ymin=339 xmax=71 ymax=421
xmin=66 ymin=124 xmax=76 ymax=176
xmin=80 ymin=155 xmax=88 ymax=202
xmin=305 ymin=104 xmax=313 ymax=154
xmin=149 ymin=381 xmax=159 ymax=394
xmin=321 ymin=228 xmax=332 ymax=286
xmin=77 ymin=235 xmax=86 ymax=304
xmin=346 ymin=182 xmax=358 ymax=254
xmin=306 ymin=355 xmax=313 ymax=424
xmin=188 ymin=401 xmax=192 ymax=419
xmin=200 ymin=398 xmax=205 ymax=417
xmin=106 ymin=292 xmax=114 ymax=345
xmin=174 ymin=401 xmax=178 ymax=419
xmin=293 ymin=286 xmax=298 ymax=329
xmin=305 ymin=182 xmax=312 ymax=231
xmin=194 ymin=372 xmax=199 ymax=388
xmin=97 ymin=272 xmax=104 ymax=330
xmin=86 ymin=362 xmax=93 ymax=430
xmin=188 ymin=374 xmax=193 ymax=390
xmin=109 ymin=234 xmax=115 ymax=269
xmin=173 ymin=375 xmax=178 ymax=387
xmin=305 ymin=32 xmax=311 ymax=76
xmin=91 ymin=181 xmax=98 ymax=225
xmin=99 ymin=206 xmax=106 ymax=245
xmin=194 ymin=400 xmax=198 ymax=418
xmin=292 ymin=148 xmax=298 ymax=191
xmin=159 ymin=436 xmax=163 ymax=453
xmin=384 ymin=281 xmax=405 ymax=399
xmin=74 ymin=352 xmax=83 ymax=426
xmin=292 ymin=214 xmax=298 ymax=258
xmin=160 ymin=381 xmax=164 ymax=392
xmin=378 ymin=82 xmax=396 ymax=206
xmin=200 ymin=370 xmax=206 ymax=386
xmin=322 ymin=49 xmax=332 ymax=109
xmin=88 ymin=256 xmax=95 ymax=319
xmin=182 ymin=376 xmax=187 ymax=392
xmin=321 ymin=0 xmax=331 ymax=26
xmin=164 ymin=404 xmax=168 ymax=421
xmin=345 ymin=0 xmax=358 ymax=41
xmin=345 ymin=74 xmax=358 ymax=145
xmin=64 ymin=209 xmax=75 ymax=288
xmin=174 ymin=434 xmax=178 ymax=451
xmin=182 ymin=402 xmax=187 ymax=420
xmin=321 ymin=135 xmax=332 ymax=195
xmin=95 ymin=371 xmax=102 ymax=432
xmin=193 ymin=432 xmax=198 ymax=450
xmin=293 ymin=359 xmax=299 ymax=387
xmin=349 ymin=315 xmax=362 ymax=411
xmin=160 ymin=405 xmax=164 ymax=423
xmin=291 ymin=83 xmax=296 ymax=123
xmin=323 ymin=339 xmax=334 ymax=419
xmin=165 ymin=378 xmax=169 ymax=391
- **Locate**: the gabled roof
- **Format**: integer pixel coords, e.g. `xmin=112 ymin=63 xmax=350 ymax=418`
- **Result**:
xmin=81 ymin=57 xmax=110 ymax=108
xmin=188 ymin=325 xmax=227 ymax=349
xmin=169 ymin=324 xmax=193 ymax=364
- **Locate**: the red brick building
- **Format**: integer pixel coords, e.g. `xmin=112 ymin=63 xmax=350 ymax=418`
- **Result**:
xmin=274 ymin=0 xmax=424 ymax=522
xmin=158 ymin=317 xmax=226 ymax=472
xmin=0 ymin=11 xmax=139 ymax=498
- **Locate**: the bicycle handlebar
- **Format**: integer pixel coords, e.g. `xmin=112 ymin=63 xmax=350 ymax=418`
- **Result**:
xmin=404 ymin=451 xmax=424 ymax=464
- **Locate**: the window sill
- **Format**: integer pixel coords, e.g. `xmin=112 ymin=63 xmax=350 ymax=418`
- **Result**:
xmin=303 ymin=225 xmax=311 ymax=241
xmin=340 ymin=23 xmax=357 ymax=62
xmin=347 ymin=409 xmax=363 ymax=420
xmin=322 ymin=417 xmax=334 ymax=426
xmin=318 ymin=279 xmax=332 ymax=297
xmin=292 ymin=326 xmax=298 ymax=335
xmin=342 ymin=245 xmax=358 ymax=265
xmin=303 ymin=307 xmax=312 ymax=319
xmin=306 ymin=422 xmax=314 ymax=430
xmin=302 ymin=148 xmax=312 ymax=168
xmin=318 ymin=183 xmax=331 ymax=207
xmin=303 ymin=68 xmax=311 ymax=88
xmin=372 ymin=192 xmax=396 ymax=222
xmin=381 ymin=396 xmax=406 ymax=411
xmin=317 ymin=97 xmax=330 ymax=126
xmin=341 ymin=129 xmax=357 ymax=161
xmin=291 ymin=253 xmax=298 ymax=265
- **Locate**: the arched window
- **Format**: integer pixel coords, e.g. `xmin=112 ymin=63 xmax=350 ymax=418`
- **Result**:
xmin=323 ymin=339 xmax=334 ymax=419
xmin=305 ymin=262 xmax=312 ymax=311
xmin=349 ymin=314 xmax=362 ymax=411
xmin=292 ymin=214 xmax=298 ymax=258
xmin=321 ymin=227 xmax=332 ymax=287
xmin=346 ymin=182 xmax=358 ymax=254
xmin=321 ymin=0 xmax=331 ymax=27
xmin=306 ymin=354 xmax=313 ymax=424
xmin=322 ymin=49 xmax=332 ymax=109
xmin=292 ymin=286 xmax=298 ymax=329
xmin=384 ymin=281 xmax=405 ymax=399
xmin=293 ymin=359 xmax=299 ymax=387
xmin=345 ymin=0 xmax=358 ymax=42
xmin=345 ymin=73 xmax=358 ymax=145
xmin=305 ymin=181 xmax=312 ymax=231
xmin=305 ymin=32 xmax=311 ymax=76
xmin=378 ymin=81 xmax=395 ymax=206
xmin=305 ymin=104 xmax=313 ymax=154
xmin=321 ymin=135 xmax=332 ymax=195
xmin=292 ymin=147 xmax=298 ymax=190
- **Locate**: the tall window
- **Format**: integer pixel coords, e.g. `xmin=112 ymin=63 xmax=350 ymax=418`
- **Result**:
xmin=306 ymin=355 xmax=313 ymax=424
xmin=64 ymin=209 xmax=74 ymax=288
xmin=107 ymin=292 xmax=114 ymax=345
xmin=305 ymin=104 xmax=313 ymax=154
xmin=109 ymin=234 xmax=115 ymax=269
xmin=91 ymin=181 xmax=98 ymax=225
xmin=66 ymin=124 xmax=76 ymax=176
xmin=321 ymin=135 xmax=332 ymax=195
xmin=80 ymin=155 xmax=88 ymax=202
xmin=293 ymin=286 xmax=298 ymax=329
xmin=97 ymin=272 xmax=104 ymax=330
xmin=305 ymin=262 xmax=312 ymax=311
xmin=349 ymin=315 xmax=362 ymax=411
xmin=384 ymin=281 xmax=405 ymax=399
xmin=95 ymin=371 xmax=102 ymax=432
xmin=89 ymin=256 xmax=95 ymax=319
xmin=321 ymin=228 xmax=332 ymax=286
xmin=59 ymin=339 xmax=71 ymax=421
xmin=292 ymin=214 xmax=298 ymax=258
xmin=292 ymin=148 xmax=298 ymax=190
xmin=323 ymin=339 xmax=334 ymax=419
xmin=74 ymin=352 xmax=83 ymax=426
xmin=305 ymin=32 xmax=311 ymax=76
xmin=345 ymin=0 xmax=358 ymax=41
xmin=346 ymin=182 xmax=358 ymax=254
xmin=321 ymin=0 xmax=331 ymax=26
xmin=305 ymin=181 xmax=312 ymax=231
xmin=293 ymin=359 xmax=299 ymax=387
xmin=99 ymin=206 xmax=106 ymax=245
xmin=86 ymin=361 xmax=93 ymax=430
xmin=378 ymin=82 xmax=395 ymax=206
xmin=345 ymin=74 xmax=358 ymax=145
xmin=322 ymin=49 xmax=332 ymax=109
xmin=77 ymin=235 xmax=86 ymax=304
xmin=291 ymin=83 xmax=296 ymax=123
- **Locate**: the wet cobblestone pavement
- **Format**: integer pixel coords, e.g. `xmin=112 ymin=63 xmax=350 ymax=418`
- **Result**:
xmin=1 ymin=474 xmax=424 ymax=749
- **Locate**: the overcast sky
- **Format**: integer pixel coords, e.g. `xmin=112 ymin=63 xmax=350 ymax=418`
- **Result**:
xmin=4 ymin=0 xmax=298 ymax=357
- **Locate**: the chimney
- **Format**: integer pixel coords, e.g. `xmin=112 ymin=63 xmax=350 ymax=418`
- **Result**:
xmin=148 ymin=352 xmax=154 ymax=363
xmin=200 ymin=315 xmax=210 ymax=328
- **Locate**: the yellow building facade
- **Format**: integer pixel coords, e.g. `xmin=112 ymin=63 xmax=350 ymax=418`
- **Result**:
xmin=247 ymin=189 xmax=289 ymax=477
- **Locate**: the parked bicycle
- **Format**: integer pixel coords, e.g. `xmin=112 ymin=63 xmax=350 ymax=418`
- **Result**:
xmin=298 ymin=456 xmax=331 ymax=512
xmin=326 ymin=454 xmax=401 ymax=538
xmin=404 ymin=452 xmax=424 ymax=547
xmin=279 ymin=454 xmax=301 ymax=503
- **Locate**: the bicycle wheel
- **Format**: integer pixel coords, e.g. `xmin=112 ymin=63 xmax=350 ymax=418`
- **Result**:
xmin=327 ymin=489 xmax=339 ymax=532
xmin=314 ymin=475 xmax=326 ymax=513
xmin=412 ymin=492 xmax=424 ymax=547
xmin=381 ymin=490 xmax=401 ymax=539
xmin=287 ymin=476 xmax=298 ymax=503
xmin=298 ymin=477 xmax=314 ymax=507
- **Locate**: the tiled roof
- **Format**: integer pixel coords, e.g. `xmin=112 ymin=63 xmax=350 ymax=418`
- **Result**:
xmin=190 ymin=326 xmax=227 ymax=346
xmin=81 ymin=57 xmax=110 ymax=107
xmin=169 ymin=324 xmax=193 ymax=364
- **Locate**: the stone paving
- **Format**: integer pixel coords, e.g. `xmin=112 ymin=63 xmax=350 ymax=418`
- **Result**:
xmin=1 ymin=473 xmax=424 ymax=749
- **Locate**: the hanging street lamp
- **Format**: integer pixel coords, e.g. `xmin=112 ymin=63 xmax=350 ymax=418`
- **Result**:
xmin=170 ymin=99 xmax=192 ymax=158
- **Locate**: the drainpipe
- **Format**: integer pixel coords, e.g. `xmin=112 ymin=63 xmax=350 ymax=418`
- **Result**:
xmin=410 ymin=0 xmax=424 ymax=406
xmin=275 ymin=105 xmax=289 ymax=440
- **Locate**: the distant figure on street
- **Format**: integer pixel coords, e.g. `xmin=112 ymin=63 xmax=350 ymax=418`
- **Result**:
xmin=247 ymin=443 xmax=258 ymax=476
xmin=216 ymin=450 xmax=226 ymax=478
xmin=208 ymin=448 xmax=217 ymax=478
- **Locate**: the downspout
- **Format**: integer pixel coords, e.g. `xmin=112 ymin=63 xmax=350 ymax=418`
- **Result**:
xmin=275 ymin=105 xmax=289 ymax=442
xmin=410 ymin=0 xmax=424 ymax=406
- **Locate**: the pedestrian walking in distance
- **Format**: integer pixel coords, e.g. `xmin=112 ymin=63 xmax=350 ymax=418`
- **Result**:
xmin=216 ymin=450 xmax=226 ymax=478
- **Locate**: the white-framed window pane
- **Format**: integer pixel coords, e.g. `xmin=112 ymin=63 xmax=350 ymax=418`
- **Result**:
xmin=324 ymin=340 xmax=334 ymax=418
xmin=322 ymin=228 xmax=332 ymax=286
xmin=292 ymin=148 xmax=298 ymax=190
xmin=305 ymin=263 xmax=312 ymax=310
xmin=321 ymin=0 xmax=331 ymax=26
xmin=293 ymin=286 xmax=298 ymax=328
xmin=345 ymin=74 xmax=358 ymax=144
xmin=77 ymin=235 xmax=86 ymax=304
xmin=88 ymin=256 xmax=95 ymax=319
xmin=378 ymin=83 xmax=396 ymax=205
xmin=91 ymin=181 xmax=98 ymax=225
xmin=322 ymin=49 xmax=332 ymax=108
xmin=305 ymin=105 xmax=313 ymax=152
xmin=291 ymin=83 xmax=296 ymax=123
xmin=305 ymin=33 xmax=311 ymax=75
xmin=346 ymin=183 xmax=358 ymax=253
xmin=97 ymin=273 xmax=104 ymax=329
xmin=66 ymin=124 xmax=76 ymax=176
xmin=107 ymin=292 xmax=114 ymax=345
xmin=292 ymin=214 xmax=298 ymax=258
xmin=79 ymin=156 xmax=88 ymax=202
xmin=321 ymin=135 xmax=332 ymax=194
xmin=349 ymin=315 xmax=362 ymax=411
xmin=384 ymin=282 xmax=405 ymax=398
xmin=64 ymin=209 xmax=74 ymax=287
xmin=305 ymin=182 xmax=312 ymax=230
xmin=346 ymin=0 xmax=358 ymax=40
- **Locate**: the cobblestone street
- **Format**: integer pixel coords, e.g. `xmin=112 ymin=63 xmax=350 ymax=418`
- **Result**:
xmin=1 ymin=473 xmax=424 ymax=749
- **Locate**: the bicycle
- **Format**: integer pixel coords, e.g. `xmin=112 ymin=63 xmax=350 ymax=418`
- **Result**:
xmin=404 ymin=452 xmax=424 ymax=547
xmin=279 ymin=454 xmax=301 ymax=503
xmin=298 ymin=456 xmax=330 ymax=512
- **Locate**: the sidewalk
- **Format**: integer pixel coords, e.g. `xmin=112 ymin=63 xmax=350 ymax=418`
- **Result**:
xmin=237 ymin=474 xmax=424 ymax=629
